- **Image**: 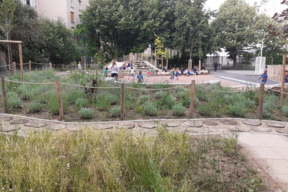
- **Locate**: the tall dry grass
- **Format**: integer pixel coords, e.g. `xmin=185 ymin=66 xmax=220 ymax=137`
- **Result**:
xmin=0 ymin=127 xmax=265 ymax=191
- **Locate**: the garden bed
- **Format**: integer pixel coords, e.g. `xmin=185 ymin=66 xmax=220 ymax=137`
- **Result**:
xmin=1 ymin=69 xmax=288 ymax=122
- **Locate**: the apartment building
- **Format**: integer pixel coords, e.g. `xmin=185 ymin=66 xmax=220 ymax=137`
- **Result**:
xmin=254 ymin=0 xmax=285 ymax=18
xmin=21 ymin=0 xmax=89 ymax=29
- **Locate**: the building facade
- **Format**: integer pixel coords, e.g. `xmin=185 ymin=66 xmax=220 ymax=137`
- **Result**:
xmin=21 ymin=0 xmax=89 ymax=29
xmin=254 ymin=0 xmax=285 ymax=18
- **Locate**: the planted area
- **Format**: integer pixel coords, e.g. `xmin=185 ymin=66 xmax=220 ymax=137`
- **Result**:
xmin=0 ymin=128 xmax=267 ymax=191
xmin=1 ymin=70 xmax=288 ymax=121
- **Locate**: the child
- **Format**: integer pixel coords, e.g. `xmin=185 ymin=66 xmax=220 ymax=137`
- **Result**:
xmin=171 ymin=68 xmax=175 ymax=80
xmin=104 ymin=67 xmax=108 ymax=77
xmin=187 ymin=70 xmax=191 ymax=76
xmin=130 ymin=67 xmax=135 ymax=79
xmin=147 ymin=69 xmax=152 ymax=75
xmin=78 ymin=62 xmax=82 ymax=70
xmin=258 ymin=69 xmax=268 ymax=84
xmin=175 ymin=68 xmax=179 ymax=80
xmin=193 ymin=66 xmax=197 ymax=75
xmin=164 ymin=66 xmax=167 ymax=72
xmin=137 ymin=71 xmax=143 ymax=83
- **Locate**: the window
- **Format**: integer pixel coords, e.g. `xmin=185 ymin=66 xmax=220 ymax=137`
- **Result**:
xmin=79 ymin=1 xmax=82 ymax=10
xmin=79 ymin=15 xmax=82 ymax=24
xmin=71 ymin=12 xmax=74 ymax=23
xmin=70 ymin=0 xmax=73 ymax=7
xmin=26 ymin=0 xmax=31 ymax=6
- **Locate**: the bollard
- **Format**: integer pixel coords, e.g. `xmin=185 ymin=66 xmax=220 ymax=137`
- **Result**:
xmin=1 ymin=76 xmax=7 ymax=113
xmin=258 ymin=83 xmax=264 ymax=119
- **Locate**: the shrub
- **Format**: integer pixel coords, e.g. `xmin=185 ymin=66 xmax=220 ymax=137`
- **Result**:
xmin=7 ymin=93 xmax=21 ymax=108
xmin=181 ymin=97 xmax=199 ymax=108
xmin=224 ymin=95 xmax=234 ymax=104
xmin=49 ymin=96 xmax=68 ymax=115
xmin=29 ymin=102 xmax=43 ymax=113
xmin=198 ymin=103 xmax=214 ymax=117
xmin=155 ymin=91 xmax=166 ymax=99
xmin=263 ymin=109 xmax=271 ymax=118
xmin=245 ymin=99 xmax=255 ymax=108
xmin=67 ymin=88 xmax=85 ymax=103
xmin=79 ymin=108 xmax=94 ymax=119
xmin=175 ymin=86 xmax=185 ymax=92
xmin=21 ymin=90 xmax=34 ymax=101
xmin=194 ymin=97 xmax=200 ymax=108
xmin=266 ymin=95 xmax=278 ymax=103
xmin=263 ymin=100 xmax=275 ymax=111
xmin=139 ymin=95 xmax=150 ymax=104
xmin=198 ymin=92 xmax=209 ymax=101
xmin=143 ymin=102 xmax=157 ymax=116
xmin=172 ymin=104 xmax=186 ymax=116
xmin=106 ymin=94 xmax=118 ymax=105
xmin=226 ymin=102 xmax=246 ymax=117
xmin=282 ymin=106 xmax=288 ymax=117
xmin=96 ymin=99 xmax=109 ymax=111
xmin=110 ymin=106 xmax=121 ymax=117
xmin=157 ymin=94 xmax=176 ymax=110
xmin=16 ymin=84 xmax=29 ymax=94
xmin=141 ymin=89 xmax=148 ymax=95
xmin=75 ymin=98 xmax=88 ymax=107
xmin=176 ymin=91 xmax=185 ymax=99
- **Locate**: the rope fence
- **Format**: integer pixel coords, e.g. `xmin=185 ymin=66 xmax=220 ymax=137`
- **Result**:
xmin=1 ymin=74 xmax=287 ymax=120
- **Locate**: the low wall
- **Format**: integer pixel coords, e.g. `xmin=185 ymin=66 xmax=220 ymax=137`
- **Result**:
xmin=267 ymin=65 xmax=288 ymax=83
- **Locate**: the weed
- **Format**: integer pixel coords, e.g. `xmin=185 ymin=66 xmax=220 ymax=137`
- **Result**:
xmin=28 ymin=102 xmax=43 ymax=113
xmin=172 ymin=104 xmax=185 ymax=116
xmin=110 ymin=106 xmax=121 ymax=117
xmin=79 ymin=108 xmax=94 ymax=119
xmin=143 ymin=102 xmax=157 ymax=116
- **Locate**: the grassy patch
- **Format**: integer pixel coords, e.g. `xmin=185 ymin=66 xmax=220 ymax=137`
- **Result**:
xmin=0 ymin=129 xmax=266 ymax=191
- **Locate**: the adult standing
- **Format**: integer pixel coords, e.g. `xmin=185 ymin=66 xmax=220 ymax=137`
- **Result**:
xmin=111 ymin=61 xmax=119 ymax=81
xmin=227 ymin=62 xmax=230 ymax=69
xmin=214 ymin=61 xmax=218 ymax=73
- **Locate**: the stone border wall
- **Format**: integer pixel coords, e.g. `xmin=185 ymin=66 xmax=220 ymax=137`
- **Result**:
xmin=267 ymin=65 xmax=288 ymax=83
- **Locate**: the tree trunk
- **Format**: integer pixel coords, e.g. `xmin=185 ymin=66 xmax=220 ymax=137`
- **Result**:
xmin=189 ymin=44 xmax=192 ymax=60
xmin=233 ymin=57 xmax=237 ymax=69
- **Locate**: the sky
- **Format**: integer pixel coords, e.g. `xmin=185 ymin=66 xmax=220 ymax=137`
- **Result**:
xmin=205 ymin=0 xmax=260 ymax=11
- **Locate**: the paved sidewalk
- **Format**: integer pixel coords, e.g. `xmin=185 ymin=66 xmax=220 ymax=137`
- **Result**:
xmin=238 ymin=132 xmax=288 ymax=190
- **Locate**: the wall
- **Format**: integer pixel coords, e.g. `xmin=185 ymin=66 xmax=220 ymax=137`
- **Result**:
xmin=37 ymin=0 xmax=68 ymax=24
xmin=267 ymin=65 xmax=288 ymax=83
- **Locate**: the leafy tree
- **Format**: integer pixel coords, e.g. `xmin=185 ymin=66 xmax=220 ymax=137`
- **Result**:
xmin=153 ymin=34 xmax=165 ymax=58
xmin=254 ymin=14 xmax=287 ymax=64
xmin=212 ymin=0 xmax=258 ymax=65
xmin=174 ymin=0 xmax=216 ymax=63
xmin=0 ymin=0 xmax=17 ymax=64
xmin=42 ymin=19 xmax=82 ymax=64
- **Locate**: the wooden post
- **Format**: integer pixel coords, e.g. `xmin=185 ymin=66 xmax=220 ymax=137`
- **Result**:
xmin=189 ymin=80 xmax=195 ymax=118
xmin=49 ymin=62 xmax=52 ymax=69
xmin=281 ymin=55 xmax=286 ymax=101
xmin=199 ymin=60 xmax=201 ymax=71
xmin=1 ymin=76 xmax=7 ymax=113
xmin=29 ymin=60 xmax=31 ymax=72
xmin=18 ymin=43 xmax=24 ymax=82
xmin=9 ymin=33 xmax=12 ymax=65
xmin=258 ymin=83 xmax=264 ymax=119
xmin=120 ymin=83 xmax=125 ymax=120
xmin=84 ymin=63 xmax=86 ymax=71
xmin=12 ymin=62 xmax=16 ymax=74
xmin=55 ymin=79 xmax=64 ymax=120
